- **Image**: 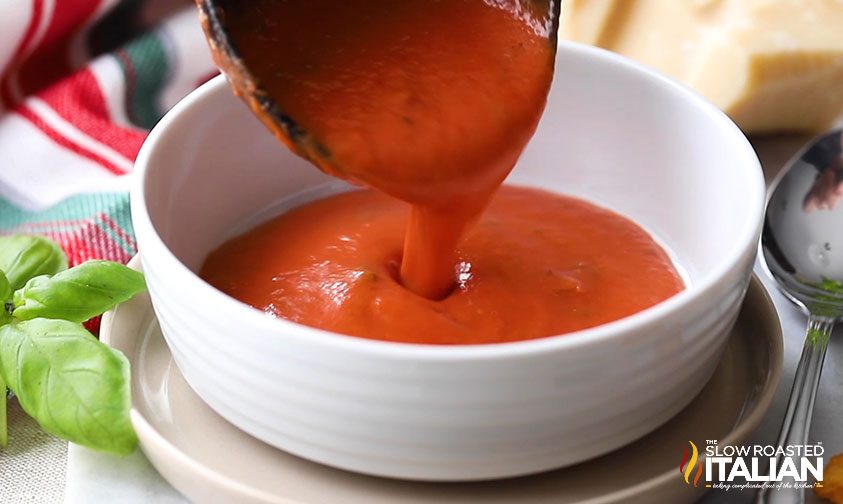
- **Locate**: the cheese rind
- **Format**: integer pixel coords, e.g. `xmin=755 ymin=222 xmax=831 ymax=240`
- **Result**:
xmin=561 ymin=0 xmax=843 ymax=133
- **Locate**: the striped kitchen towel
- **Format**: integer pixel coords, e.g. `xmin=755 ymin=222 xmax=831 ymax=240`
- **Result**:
xmin=0 ymin=0 xmax=217 ymax=269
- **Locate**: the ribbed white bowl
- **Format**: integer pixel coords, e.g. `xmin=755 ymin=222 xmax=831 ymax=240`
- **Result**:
xmin=131 ymin=42 xmax=765 ymax=481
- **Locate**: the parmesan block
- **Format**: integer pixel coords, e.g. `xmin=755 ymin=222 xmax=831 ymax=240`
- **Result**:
xmin=560 ymin=0 xmax=843 ymax=133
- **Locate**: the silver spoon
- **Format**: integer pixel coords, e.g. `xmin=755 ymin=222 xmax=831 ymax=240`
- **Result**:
xmin=757 ymin=128 xmax=843 ymax=503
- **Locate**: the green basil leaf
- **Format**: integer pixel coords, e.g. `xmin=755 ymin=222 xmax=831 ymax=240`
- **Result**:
xmin=0 ymin=270 xmax=10 ymax=302
xmin=0 ymin=319 xmax=136 ymax=455
xmin=0 ymin=272 xmax=11 ymax=328
xmin=13 ymin=261 xmax=146 ymax=323
xmin=0 ymin=271 xmax=10 ymax=327
xmin=0 ymin=374 xmax=6 ymax=448
xmin=0 ymin=236 xmax=67 ymax=291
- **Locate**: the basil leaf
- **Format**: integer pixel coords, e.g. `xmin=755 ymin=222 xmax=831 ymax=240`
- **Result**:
xmin=0 ymin=374 xmax=6 ymax=448
xmin=0 ymin=271 xmax=10 ymax=327
xmin=13 ymin=261 xmax=146 ymax=323
xmin=0 ymin=319 xmax=137 ymax=455
xmin=0 ymin=267 xmax=10 ymax=448
xmin=0 ymin=236 xmax=67 ymax=291
xmin=0 ymin=270 xmax=10 ymax=302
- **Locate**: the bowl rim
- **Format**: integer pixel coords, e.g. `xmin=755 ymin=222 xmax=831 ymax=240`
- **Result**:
xmin=131 ymin=41 xmax=766 ymax=360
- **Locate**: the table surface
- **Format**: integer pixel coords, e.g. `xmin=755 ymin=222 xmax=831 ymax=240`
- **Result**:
xmin=2 ymin=134 xmax=842 ymax=504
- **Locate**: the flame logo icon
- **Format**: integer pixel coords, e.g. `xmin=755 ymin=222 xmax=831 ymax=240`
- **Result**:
xmin=679 ymin=441 xmax=703 ymax=487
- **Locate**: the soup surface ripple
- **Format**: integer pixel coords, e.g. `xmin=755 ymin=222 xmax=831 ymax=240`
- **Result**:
xmin=201 ymin=186 xmax=685 ymax=345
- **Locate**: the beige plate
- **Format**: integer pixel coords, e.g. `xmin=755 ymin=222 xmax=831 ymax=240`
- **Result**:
xmin=101 ymin=261 xmax=782 ymax=504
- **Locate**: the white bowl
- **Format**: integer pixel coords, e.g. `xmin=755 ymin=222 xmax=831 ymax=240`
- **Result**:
xmin=131 ymin=42 xmax=765 ymax=481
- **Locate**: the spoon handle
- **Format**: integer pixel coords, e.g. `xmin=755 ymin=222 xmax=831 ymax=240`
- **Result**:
xmin=755 ymin=315 xmax=832 ymax=504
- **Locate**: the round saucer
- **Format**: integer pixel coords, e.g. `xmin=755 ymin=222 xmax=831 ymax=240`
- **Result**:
xmin=101 ymin=260 xmax=782 ymax=504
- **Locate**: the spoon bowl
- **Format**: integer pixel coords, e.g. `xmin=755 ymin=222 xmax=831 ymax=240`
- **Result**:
xmin=757 ymin=128 xmax=843 ymax=503
xmin=194 ymin=0 xmax=560 ymax=202
xmin=196 ymin=0 xmax=316 ymax=160
xmin=763 ymin=129 xmax=843 ymax=318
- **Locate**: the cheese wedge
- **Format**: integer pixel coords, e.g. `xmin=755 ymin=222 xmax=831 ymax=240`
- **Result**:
xmin=561 ymin=0 xmax=843 ymax=133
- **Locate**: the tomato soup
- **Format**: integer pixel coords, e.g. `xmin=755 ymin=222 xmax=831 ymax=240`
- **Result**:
xmin=204 ymin=0 xmax=685 ymax=344
xmin=218 ymin=0 xmax=558 ymax=298
xmin=201 ymin=186 xmax=684 ymax=345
